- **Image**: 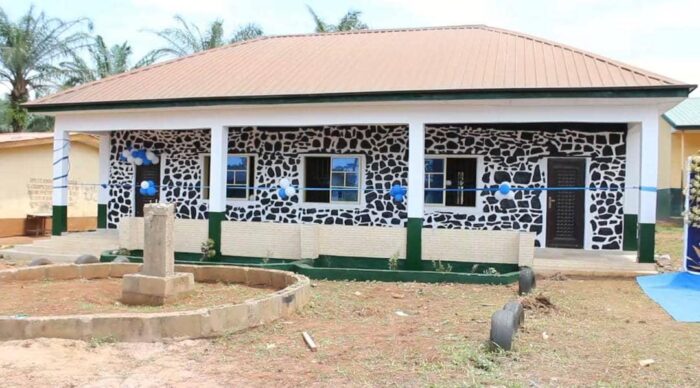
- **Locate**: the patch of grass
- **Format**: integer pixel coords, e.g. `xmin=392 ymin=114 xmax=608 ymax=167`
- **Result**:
xmin=88 ymin=335 xmax=117 ymax=348
xmin=656 ymin=221 xmax=684 ymax=269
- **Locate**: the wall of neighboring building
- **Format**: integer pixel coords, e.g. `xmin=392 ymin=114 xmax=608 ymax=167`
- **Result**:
xmin=0 ymin=141 xmax=98 ymax=237
xmin=657 ymin=118 xmax=700 ymax=219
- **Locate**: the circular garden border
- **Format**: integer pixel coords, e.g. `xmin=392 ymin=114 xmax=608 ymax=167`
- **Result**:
xmin=0 ymin=263 xmax=311 ymax=342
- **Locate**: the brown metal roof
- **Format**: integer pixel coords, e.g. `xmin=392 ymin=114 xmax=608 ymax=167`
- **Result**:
xmin=26 ymin=25 xmax=693 ymax=109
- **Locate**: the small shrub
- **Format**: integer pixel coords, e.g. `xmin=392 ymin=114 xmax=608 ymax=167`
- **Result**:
xmin=483 ymin=267 xmax=499 ymax=275
xmin=432 ymin=260 xmax=452 ymax=273
xmin=201 ymin=238 xmax=216 ymax=261
xmin=388 ymin=251 xmax=400 ymax=271
xmin=112 ymin=247 xmax=131 ymax=256
xmin=89 ymin=335 xmax=117 ymax=348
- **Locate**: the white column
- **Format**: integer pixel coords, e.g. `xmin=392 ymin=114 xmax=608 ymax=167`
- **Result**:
xmin=52 ymin=127 xmax=70 ymax=208
xmin=407 ymin=121 xmax=425 ymax=219
xmin=624 ymin=123 xmax=640 ymax=216
xmin=98 ymin=133 xmax=111 ymax=205
xmin=209 ymin=126 xmax=229 ymax=213
xmin=639 ymin=115 xmax=659 ymax=224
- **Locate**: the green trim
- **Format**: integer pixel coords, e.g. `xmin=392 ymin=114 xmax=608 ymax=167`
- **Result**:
xmin=623 ymin=214 xmax=638 ymax=251
xmin=52 ymin=205 xmax=67 ymax=236
xmin=25 ymin=87 xmax=692 ymax=113
xmin=406 ymin=217 xmax=423 ymax=270
xmin=97 ymin=204 xmax=107 ymax=229
xmin=637 ymin=223 xmax=656 ymax=263
xmin=208 ymin=212 xmax=225 ymax=257
xmin=670 ymin=188 xmax=684 ymax=217
xmin=99 ymin=251 xmax=520 ymax=285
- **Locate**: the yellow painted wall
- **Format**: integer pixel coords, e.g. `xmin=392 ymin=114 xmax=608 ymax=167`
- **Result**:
xmin=658 ymin=119 xmax=673 ymax=190
xmin=0 ymin=140 xmax=98 ymax=219
xmin=662 ymin=123 xmax=700 ymax=191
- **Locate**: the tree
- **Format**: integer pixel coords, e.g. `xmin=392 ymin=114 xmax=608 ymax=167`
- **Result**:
xmin=60 ymin=35 xmax=157 ymax=88
xmin=0 ymin=6 xmax=88 ymax=132
xmin=145 ymin=15 xmax=263 ymax=59
xmin=306 ymin=6 xmax=368 ymax=33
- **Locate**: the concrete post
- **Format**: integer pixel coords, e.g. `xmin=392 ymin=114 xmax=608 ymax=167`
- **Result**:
xmin=638 ymin=113 xmax=660 ymax=263
xmin=142 ymin=203 xmax=175 ymax=277
xmin=406 ymin=121 xmax=425 ymax=270
xmin=97 ymin=133 xmax=110 ymax=229
xmin=208 ymin=125 xmax=228 ymax=257
xmin=52 ymin=125 xmax=70 ymax=236
xmin=623 ymin=123 xmax=641 ymax=251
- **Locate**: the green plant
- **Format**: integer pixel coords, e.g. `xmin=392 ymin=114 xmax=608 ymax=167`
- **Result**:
xmin=388 ymin=251 xmax=399 ymax=271
xmin=201 ymin=238 xmax=216 ymax=261
xmin=483 ymin=267 xmax=499 ymax=275
xmin=88 ymin=335 xmax=117 ymax=348
xmin=262 ymin=250 xmax=271 ymax=264
xmin=432 ymin=260 xmax=452 ymax=273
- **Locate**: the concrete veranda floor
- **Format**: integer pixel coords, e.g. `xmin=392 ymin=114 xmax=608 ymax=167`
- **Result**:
xmin=534 ymin=247 xmax=657 ymax=276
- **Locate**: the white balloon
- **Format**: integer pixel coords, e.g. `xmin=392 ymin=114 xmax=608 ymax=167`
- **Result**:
xmin=140 ymin=181 xmax=149 ymax=189
xmin=146 ymin=151 xmax=156 ymax=161
xmin=279 ymin=178 xmax=290 ymax=188
xmin=151 ymin=156 xmax=160 ymax=164
xmin=134 ymin=157 xmax=143 ymax=166
xmin=121 ymin=150 xmax=131 ymax=159
xmin=285 ymin=186 xmax=297 ymax=197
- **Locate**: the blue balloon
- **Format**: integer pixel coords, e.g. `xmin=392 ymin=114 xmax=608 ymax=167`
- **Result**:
xmin=278 ymin=187 xmax=288 ymax=200
xmin=498 ymin=182 xmax=511 ymax=195
xmin=147 ymin=180 xmax=155 ymax=188
xmin=146 ymin=187 xmax=156 ymax=196
xmin=389 ymin=184 xmax=407 ymax=202
xmin=139 ymin=188 xmax=147 ymax=196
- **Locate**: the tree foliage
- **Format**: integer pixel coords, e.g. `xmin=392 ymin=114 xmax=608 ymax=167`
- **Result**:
xmin=145 ymin=15 xmax=263 ymax=59
xmin=306 ymin=6 xmax=368 ymax=33
xmin=0 ymin=5 xmax=88 ymax=131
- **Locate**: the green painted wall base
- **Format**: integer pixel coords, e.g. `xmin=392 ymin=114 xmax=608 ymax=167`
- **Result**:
xmin=637 ymin=223 xmax=656 ymax=263
xmin=208 ymin=211 xmax=225 ymax=257
xmin=623 ymin=214 xmax=638 ymax=251
xmin=99 ymin=251 xmax=521 ymax=285
xmin=97 ymin=204 xmax=107 ymax=229
xmin=657 ymin=188 xmax=683 ymax=219
xmin=406 ymin=217 xmax=423 ymax=271
xmin=52 ymin=205 xmax=67 ymax=236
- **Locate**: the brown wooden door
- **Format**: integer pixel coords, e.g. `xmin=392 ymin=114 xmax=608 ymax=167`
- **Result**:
xmin=135 ymin=164 xmax=161 ymax=217
xmin=546 ymin=158 xmax=585 ymax=248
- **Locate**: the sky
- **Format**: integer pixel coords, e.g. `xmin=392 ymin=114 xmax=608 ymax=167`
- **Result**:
xmin=3 ymin=0 xmax=700 ymax=95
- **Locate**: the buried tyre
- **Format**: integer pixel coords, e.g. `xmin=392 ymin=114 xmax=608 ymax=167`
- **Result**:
xmin=490 ymin=309 xmax=517 ymax=351
xmin=503 ymin=301 xmax=524 ymax=328
xmin=519 ymin=266 xmax=536 ymax=295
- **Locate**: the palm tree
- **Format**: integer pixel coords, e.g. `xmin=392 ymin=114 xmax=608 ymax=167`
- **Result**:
xmin=306 ymin=6 xmax=368 ymax=33
xmin=145 ymin=15 xmax=263 ymax=59
xmin=60 ymin=35 xmax=157 ymax=88
xmin=0 ymin=6 xmax=88 ymax=132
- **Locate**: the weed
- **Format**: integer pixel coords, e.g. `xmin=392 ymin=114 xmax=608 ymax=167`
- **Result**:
xmin=388 ymin=251 xmax=399 ymax=271
xmin=200 ymin=238 xmax=216 ymax=261
xmin=112 ymin=248 xmax=131 ymax=256
xmin=432 ymin=260 xmax=452 ymax=273
xmin=89 ymin=335 xmax=117 ymax=348
xmin=482 ymin=267 xmax=499 ymax=275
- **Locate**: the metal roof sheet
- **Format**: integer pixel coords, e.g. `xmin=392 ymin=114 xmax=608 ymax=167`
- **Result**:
xmin=26 ymin=25 xmax=693 ymax=108
xmin=664 ymin=98 xmax=700 ymax=128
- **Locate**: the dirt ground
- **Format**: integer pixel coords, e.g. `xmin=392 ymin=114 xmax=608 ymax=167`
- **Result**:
xmin=0 ymin=277 xmax=698 ymax=387
xmin=0 ymin=226 xmax=696 ymax=386
xmin=0 ymin=278 xmax=272 ymax=316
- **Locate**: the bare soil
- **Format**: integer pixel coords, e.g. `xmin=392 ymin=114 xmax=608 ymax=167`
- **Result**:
xmin=0 ymin=277 xmax=698 ymax=387
xmin=0 ymin=278 xmax=273 ymax=316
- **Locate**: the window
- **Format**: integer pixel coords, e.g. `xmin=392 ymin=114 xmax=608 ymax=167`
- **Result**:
xmin=202 ymin=155 xmax=256 ymax=201
xmin=425 ymin=157 xmax=477 ymax=207
xmin=304 ymin=156 xmax=361 ymax=204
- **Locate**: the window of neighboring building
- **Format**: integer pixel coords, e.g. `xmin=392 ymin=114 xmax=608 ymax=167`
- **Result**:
xmin=202 ymin=155 xmax=256 ymax=201
xmin=425 ymin=156 xmax=478 ymax=207
xmin=303 ymin=155 xmax=361 ymax=204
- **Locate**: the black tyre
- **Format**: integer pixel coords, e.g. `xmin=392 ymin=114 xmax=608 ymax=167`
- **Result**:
xmin=75 ymin=254 xmax=99 ymax=264
xmin=28 ymin=258 xmax=53 ymax=266
xmin=503 ymin=301 xmax=524 ymax=328
xmin=519 ymin=266 xmax=536 ymax=295
xmin=490 ymin=309 xmax=517 ymax=351
xmin=112 ymin=256 xmax=130 ymax=263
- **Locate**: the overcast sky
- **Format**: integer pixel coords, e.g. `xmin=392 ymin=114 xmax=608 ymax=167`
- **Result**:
xmin=4 ymin=0 xmax=700 ymax=95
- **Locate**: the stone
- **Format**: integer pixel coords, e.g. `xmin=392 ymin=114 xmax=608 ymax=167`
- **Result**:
xmin=28 ymin=258 xmax=53 ymax=267
xmin=75 ymin=254 xmax=99 ymax=264
xmin=112 ymin=256 xmax=131 ymax=263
